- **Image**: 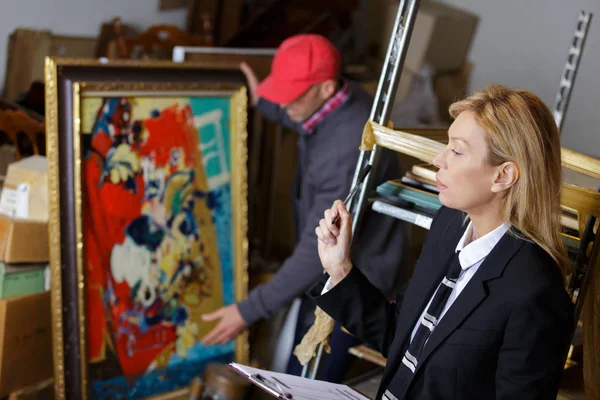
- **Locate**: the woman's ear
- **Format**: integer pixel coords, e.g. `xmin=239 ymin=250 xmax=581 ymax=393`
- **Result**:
xmin=491 ymin=161 xmax=520 ymax=193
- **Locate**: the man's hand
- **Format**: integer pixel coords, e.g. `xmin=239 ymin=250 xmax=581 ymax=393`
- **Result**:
xmin=240 ymin=62 xmax=260 ymax=106
xmin=201 ymin=304 xmax=248 ymax=345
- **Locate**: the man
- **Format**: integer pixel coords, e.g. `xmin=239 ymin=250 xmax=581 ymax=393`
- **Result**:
xmin=202 ymin=34 xmax=408 ymax=382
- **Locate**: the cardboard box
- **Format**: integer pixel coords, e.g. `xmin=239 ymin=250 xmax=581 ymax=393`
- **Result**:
xmin=0 ymin=292 xmax=52 ymax=396
xmin=3 ymin=29 xmax=96 ymax=100
xmin=433 ymin=62 xmax=473 ymax=122
xmin=0 ymin=264 xmax=46 ymax=299
xmin=0 ymin=216 xmax=48 ymax=263
xmin=50 ymin=35 xmax=98 ymax=58
xmin=395 ymin=68 xmax=418 ymax=103
xmin=360 ymin=67 xmax=417 ymax=103
xmin=1 ymin=156 xmax=48 ymax=222
xmin=359 ymin=68 xmax=417 ymax=100
xmin=381 ymin=0 xmax=479 ymax=72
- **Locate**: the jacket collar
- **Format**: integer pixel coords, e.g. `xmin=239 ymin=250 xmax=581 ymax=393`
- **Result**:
xmin=300 ymin=81 xmax=350 ymax=134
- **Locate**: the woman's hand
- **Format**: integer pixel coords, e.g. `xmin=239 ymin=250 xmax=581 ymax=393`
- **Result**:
xmin=315 ymin=200 xmax=353 ymax=285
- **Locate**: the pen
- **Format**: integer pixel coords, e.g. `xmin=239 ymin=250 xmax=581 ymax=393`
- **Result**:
xmin=331 ymin=164 xmax=372 ymax=226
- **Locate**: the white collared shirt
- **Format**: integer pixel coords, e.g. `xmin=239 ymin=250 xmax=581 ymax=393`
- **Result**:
xmin=409 ymin=221 xmax=508 ymax=343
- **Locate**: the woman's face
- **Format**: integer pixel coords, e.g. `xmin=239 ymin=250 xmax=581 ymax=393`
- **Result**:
xmin=433 ymin=111 xmax=501 ymax=214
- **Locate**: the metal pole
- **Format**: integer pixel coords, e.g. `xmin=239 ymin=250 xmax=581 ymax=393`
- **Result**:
xmin=349 ymin=0 xmax=421 ymax=235
xmin=552 ymin=10 xmax=592 ymax=133
xmin=552 ymin=8 xmax=594 ymax=348
xmin=309 ymin=344 xmax=325 ymax=380
xmin=551 ymin=10 xmax=594 ymax=369
xmin=302 ymin=0 xmax=422 ymax=379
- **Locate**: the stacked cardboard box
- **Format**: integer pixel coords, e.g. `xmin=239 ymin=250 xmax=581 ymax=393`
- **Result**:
xmin=379 ymin=0 xmax=479 ymax=106
xmin=0 ymin=156 xmax=48 ymax=222
xmin=0 ymin=292 xmax=52 ymax=396
xmin=0 ymin=156 xmax=52 ymax=396
xmin=3 ymin=29 xmax=98 ymax=101
xmin=0 ymin=156 xmax=49 ymax=298
xmin=0 ymin=216 xmax=48 ymax=299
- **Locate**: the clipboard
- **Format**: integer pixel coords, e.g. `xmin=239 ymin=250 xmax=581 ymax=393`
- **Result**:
xmin=228 ymin=363 xmax=371 ymax=400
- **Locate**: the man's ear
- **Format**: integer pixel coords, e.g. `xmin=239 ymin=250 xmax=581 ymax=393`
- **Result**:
xmin=319 ymin=79 xmax=337 ymax=99
xmin=491 ymin=161 xmax=520 ymax=193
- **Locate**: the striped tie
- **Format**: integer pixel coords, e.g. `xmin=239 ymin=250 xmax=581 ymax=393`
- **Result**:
xmin=384 ymin=252 xmax=462 ymax=400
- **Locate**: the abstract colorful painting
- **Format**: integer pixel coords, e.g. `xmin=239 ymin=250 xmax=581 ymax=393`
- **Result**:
xmin=46 ymin=60 xmax=249 ymax=400
xmin=78 ymin=93 xmax=245 ymax=398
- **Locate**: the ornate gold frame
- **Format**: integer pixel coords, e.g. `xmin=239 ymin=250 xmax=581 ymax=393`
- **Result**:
xmin=45 ymin=57 xmax=249 ymax=399
xmin=360 ymin=121 xmax=446 ymax=163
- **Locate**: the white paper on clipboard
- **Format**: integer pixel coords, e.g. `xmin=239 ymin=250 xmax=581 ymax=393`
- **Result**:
xmin=229 ymin=363 xmax=371 ymax=400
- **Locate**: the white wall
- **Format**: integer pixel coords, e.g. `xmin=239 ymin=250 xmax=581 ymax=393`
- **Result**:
xmin=438 ymin=0 xmax=600 ymax=157
xmin=0 ymin=0 xmax=187 ymax=93
xmin=2 ymin=1 xmax=598 ymax=156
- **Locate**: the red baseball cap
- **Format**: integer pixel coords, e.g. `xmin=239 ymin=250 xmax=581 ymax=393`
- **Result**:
xmin=257 ymin=34 xmax=341 ymax=104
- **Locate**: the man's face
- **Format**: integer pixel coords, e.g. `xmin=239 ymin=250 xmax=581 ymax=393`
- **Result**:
xmin=281 ymin=83 xmax=328 ymax=123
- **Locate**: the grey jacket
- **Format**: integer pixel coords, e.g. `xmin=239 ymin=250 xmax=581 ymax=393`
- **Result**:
xmin=238 ymin=82 xmax=409 ymax=324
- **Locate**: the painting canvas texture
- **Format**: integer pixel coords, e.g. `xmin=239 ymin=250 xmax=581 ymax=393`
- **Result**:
xmin=81 ymin=95 xmax=236 ymax=398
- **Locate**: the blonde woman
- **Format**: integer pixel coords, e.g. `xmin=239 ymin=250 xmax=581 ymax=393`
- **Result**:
xmin=311 ymin=85 xmax=574 ymax=400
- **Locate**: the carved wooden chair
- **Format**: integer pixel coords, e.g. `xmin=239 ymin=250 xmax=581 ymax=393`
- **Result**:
xmin=0 ymin=107 xmax=45 ymax=160
xmin=109 ymin=18 xmax=211 ymax=59
xmin=0 ymin=100 xmax=45 ymax=187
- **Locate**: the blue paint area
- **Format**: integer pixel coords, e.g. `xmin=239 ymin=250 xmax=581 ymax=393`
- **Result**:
xmin=210 ymin=184 xmax=234 ymax=305
xmin=189 ymin=98 xmax=232 ymax=180
xmin=189 ymin=98 xmax=235 ymax=306
xmin=91 ymin=351 xmax=233 ymax=399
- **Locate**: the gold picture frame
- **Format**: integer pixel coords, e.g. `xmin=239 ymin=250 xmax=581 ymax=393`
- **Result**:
xmin=45 ymin=58 xmax=249 ymax=399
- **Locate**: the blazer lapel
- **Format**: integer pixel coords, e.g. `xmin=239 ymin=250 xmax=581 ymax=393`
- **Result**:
xmin=379 ymin=214 xmax=468 ymax=391
xmin=413 ymin=232 xmax=526 ymax=378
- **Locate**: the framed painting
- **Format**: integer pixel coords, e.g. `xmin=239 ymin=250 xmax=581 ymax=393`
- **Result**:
xmin=45 ymin=58 xmax=249 ymax=399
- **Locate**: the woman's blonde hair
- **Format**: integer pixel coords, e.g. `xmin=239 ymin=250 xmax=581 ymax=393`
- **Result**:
xmin=449 ymin=84 xmax=569 ymax=277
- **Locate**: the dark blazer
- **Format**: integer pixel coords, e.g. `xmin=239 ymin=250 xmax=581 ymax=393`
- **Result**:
xmin=309 ymin=206 xmax=574 ymax=400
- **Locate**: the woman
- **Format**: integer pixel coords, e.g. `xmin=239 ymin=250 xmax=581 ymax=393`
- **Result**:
xmin=311 ymin=85 xmax=574 ymax=400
